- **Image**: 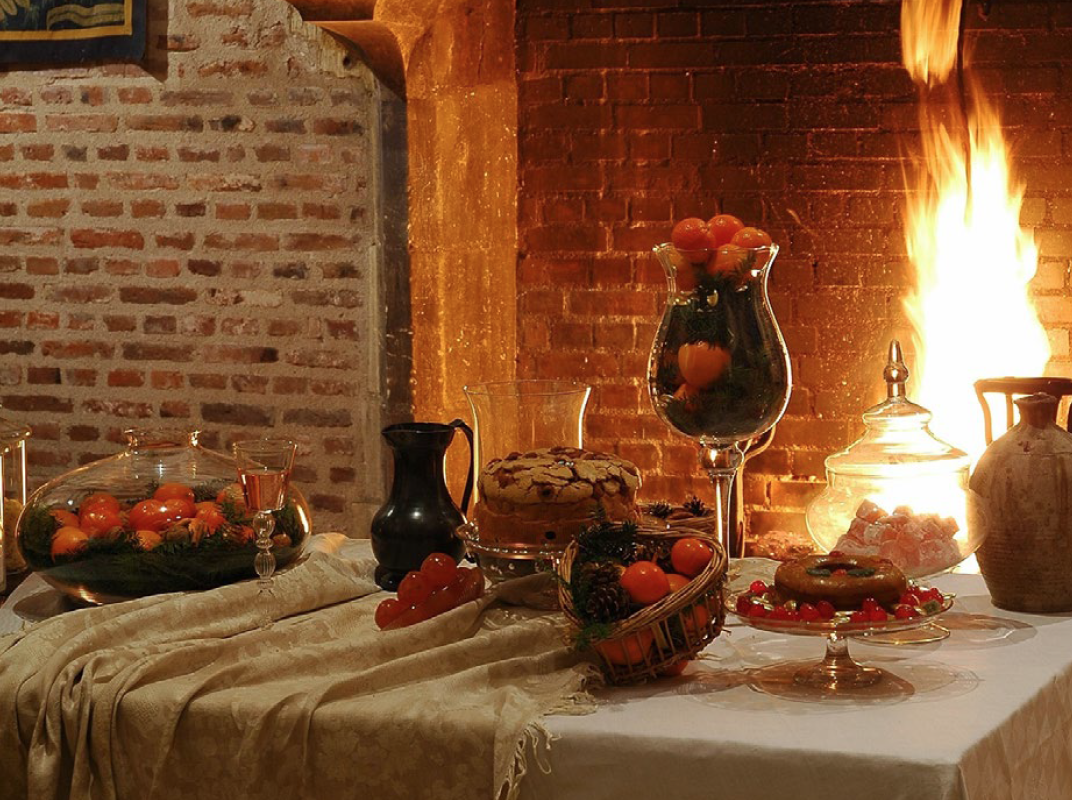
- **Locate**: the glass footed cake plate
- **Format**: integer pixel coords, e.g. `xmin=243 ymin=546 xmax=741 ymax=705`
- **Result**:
xmin=728 ymin=590 xmax=954 ymax=696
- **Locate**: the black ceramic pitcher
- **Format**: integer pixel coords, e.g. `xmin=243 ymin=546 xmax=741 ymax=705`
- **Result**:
xmin=370 ymin=419 xmax=473 ymax=591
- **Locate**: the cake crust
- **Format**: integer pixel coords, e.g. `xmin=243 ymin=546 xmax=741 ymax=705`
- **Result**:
xmin=473 ymin=446 xmax=640 ymax=547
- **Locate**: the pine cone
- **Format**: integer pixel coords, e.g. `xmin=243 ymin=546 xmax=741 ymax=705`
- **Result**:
xmin=683 ymin=495 xmax=708 ymax=516
xmin=585 ymin=583 xmax=630 ymax=623
xmin=577 ymin=560 xmax=630 ymax=623
xmin=632 ymin=539 xmax=672 ymax=572
xmin=647 ymin=500 xmax=673 ymax=519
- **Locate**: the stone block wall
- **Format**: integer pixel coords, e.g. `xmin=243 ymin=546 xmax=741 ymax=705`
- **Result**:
xmin=0 ymin=0 xmax=405 ymax=535
xmin=514 ymin=0 xmax=1072 ymax=543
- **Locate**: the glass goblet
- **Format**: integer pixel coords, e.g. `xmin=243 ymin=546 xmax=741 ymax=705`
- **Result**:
xmin=233 ymin=438 xmax=297 ymax=597
xmin=648 ymin=243 xmax=792 ymax=558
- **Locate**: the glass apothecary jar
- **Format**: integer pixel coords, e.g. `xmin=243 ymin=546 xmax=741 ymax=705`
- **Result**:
xmin=806 ymin=342 xmax=980 ymax=579
xmin=15 ymin=429 xmax=312 ymax=604
xmin=0 ymin=411 xmax=31 ymax=594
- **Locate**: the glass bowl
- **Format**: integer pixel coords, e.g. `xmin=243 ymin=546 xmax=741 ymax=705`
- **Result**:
xmin=805 ymin=342 xmax=980 ymax=579
xmin=15 ymin=429 xmax=312 ymax=604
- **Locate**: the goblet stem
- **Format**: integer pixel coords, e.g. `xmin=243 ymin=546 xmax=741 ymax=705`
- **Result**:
xmin=253 ymin=510 xmax=276 ymax=592
xmin=701 ymin=443 xmax=744 ymax=559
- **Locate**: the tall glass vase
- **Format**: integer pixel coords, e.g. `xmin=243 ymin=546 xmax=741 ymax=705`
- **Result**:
xmin=459 ymin=380 xmax=591 ymax=581
xmin=648 ymin=243 xmax=791 ymax=558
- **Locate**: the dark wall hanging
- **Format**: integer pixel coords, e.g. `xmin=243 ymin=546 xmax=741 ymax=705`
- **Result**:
xmin=0 ymin=0 xmax=145 ymax=64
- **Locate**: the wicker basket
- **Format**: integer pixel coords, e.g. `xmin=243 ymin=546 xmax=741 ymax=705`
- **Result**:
xmin=557 ymin=525 xmax=728 ymax=685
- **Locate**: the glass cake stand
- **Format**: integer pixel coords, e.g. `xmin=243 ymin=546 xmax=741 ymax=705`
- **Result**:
xmin=729 ymin=592 xmax=954 ymax=697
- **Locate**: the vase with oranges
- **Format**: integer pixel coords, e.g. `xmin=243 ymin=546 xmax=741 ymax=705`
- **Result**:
xmin=648 ymin=215 xmax=792 ymax=558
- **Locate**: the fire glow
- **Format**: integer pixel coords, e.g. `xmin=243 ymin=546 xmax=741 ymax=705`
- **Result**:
xmin=900 ymin=0 xmax=1050 ymax=463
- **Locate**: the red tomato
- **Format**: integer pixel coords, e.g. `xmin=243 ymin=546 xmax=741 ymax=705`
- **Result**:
xmin=129 ymin=499 xmax=182 ymax=532
xmin=420 ymin=552 xmax=459 ymax=590
xmin=677 ymin=342 xmax=731 ymax=389
xmin=375 ymin=597 xmax=407 ymax=629
xmin=154 ymin=483 xmax=195 ymax=503
xmin=707 ymin=213 xmax=745 ymax=247
xmin=80 ymin=492 xmax=120 ymax=514
xmin=79 ymin=505 xmax=123 ymax=537
xmin=730 ymin=226 xmax=772 ymax=249
xmin=381 ymin=567 xmax=486 ymax=631
xmin=397 ymin=571 xmax=433 ymax=606
xmin=194 ymin=501 xmax=226 ymax=533
xmin=456 ymin=566 xmax=486 ymax=603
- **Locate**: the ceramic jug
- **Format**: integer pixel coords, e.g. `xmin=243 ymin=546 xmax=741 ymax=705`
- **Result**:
xmin=370 ymin=420 xmax=473 ymax=591
xmin=969 ymin=393 xmax=1072 ymax=612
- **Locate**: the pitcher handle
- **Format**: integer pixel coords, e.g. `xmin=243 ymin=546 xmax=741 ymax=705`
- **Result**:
xmin=448 ymin=418 xmax=475 ymax=515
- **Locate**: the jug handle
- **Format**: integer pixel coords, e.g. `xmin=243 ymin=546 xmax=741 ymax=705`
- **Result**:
xmin=448 ymin=418 xmax=475 ymax=515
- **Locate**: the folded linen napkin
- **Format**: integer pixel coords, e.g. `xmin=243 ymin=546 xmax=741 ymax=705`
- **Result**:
xmin=0 ymin=547 xmax=595 ymax=800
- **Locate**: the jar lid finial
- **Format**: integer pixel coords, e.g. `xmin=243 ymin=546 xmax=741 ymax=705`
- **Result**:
xmin=884 ymin=340 xmax=909 ymax=399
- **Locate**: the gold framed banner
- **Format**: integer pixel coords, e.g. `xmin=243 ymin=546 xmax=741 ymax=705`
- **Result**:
xmin=0 ymin=0 xmax=145 ymax=63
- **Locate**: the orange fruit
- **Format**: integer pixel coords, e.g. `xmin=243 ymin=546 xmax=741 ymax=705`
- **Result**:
xmin=666 ymin=246 xmax=699 ymax=291
xmin=707 ymin=244 xmax=747 ymax=278
xmin=80 ymin=492 xmax=120 ymax=514
xmin=620 ymin=561 xmax=671 ymax=605
xmin=682 ymin=598 xmax=712 ymax=636
xmin=666 ymin=572 xmax=691 ymax=594
xmin=51 ymin=526 xmax=89 ymax=560
xmin=154 ymin=483 xmax=195 ymax=503
xmin=707 ymin=213 xmax=745 ymax=247
xmin=216 ymin=483 xmax=246 ymax=508
xmin=671 ymin=537 xmax=714 ymax=577
xmin=51 ymin=509 xmax=81 ymax=528
xmin=134 ymin=529 xmax=163 ymax=551
xmin=730 ymin=226 xmax=773 ymax=249
xmin=671 ymin=218 xmax=712 ymax=263
xmin=677 ymin=342 xmax=731 ymax=389
xmin=595 ymin=629 xmax=655 ymax=666
xmin=79 ymin=505 xmax=123 ymax=538
xmin=672 ymin=382 xmax=701 ymax=411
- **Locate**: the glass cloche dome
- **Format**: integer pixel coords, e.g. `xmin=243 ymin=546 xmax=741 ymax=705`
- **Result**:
xmin=16 ymin=429 xmax=311 ymax=604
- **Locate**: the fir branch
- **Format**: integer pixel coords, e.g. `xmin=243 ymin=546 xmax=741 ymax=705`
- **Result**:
xmin=573 ymin=621 xmax=616 ymax=652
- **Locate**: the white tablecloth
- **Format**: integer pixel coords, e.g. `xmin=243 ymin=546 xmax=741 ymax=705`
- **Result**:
xmin=5 ymin=547 xmax=1072 ymax=800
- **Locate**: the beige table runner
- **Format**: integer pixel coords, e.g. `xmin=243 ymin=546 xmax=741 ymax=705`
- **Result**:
xmin=0 ymin=548 xmax=595 ymax=800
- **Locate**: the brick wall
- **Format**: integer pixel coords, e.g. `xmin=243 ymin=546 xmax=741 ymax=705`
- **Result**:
xmin=515 ymin=0 xmax=1072 ymax=543
xmin=0 ymin=0 xmax=406 ymax=534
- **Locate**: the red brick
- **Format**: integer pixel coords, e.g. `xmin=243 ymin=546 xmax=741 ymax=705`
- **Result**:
xmin=70 ymin=228 xmax=145 ymax=249
xmin=108 ymin=369 xmax=144 ymax=387
xmin=201 ymin=403 xmax=272 ymax=426
xmin=0 ymin=114 xmax=35 ymax=133
xmin=40 ymin=341 xmax=114 ymax=359
xmin=127 ymin=115 xmax=203 ymax=132
xmin=190 ymin=373 xmax=227 ymax=390
xmin=131 ymin=200 xmax=167 ymax=218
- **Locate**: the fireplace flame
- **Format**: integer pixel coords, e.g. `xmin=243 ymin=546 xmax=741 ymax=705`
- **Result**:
xmin=901 ymin=0 xmax=961 ymax=86
xmin=900 ymin=0 xmax=1050 ymax=463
